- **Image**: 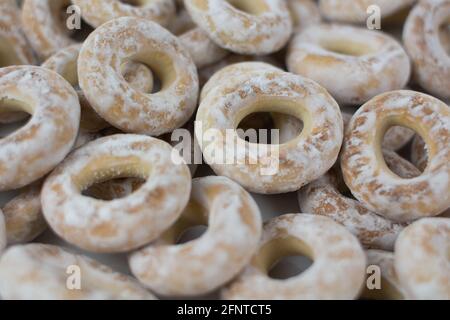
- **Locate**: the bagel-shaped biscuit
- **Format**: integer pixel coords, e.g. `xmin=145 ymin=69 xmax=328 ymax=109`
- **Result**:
xmin=196 ymin=70 xmax=343 ymax=194
xmin=2 ymin=182 xmax=46 ymax=245
xmin=319 ymin=0 xmax=415 ymax=24
xmin=0 ymin=66 xmax=80 ymax=191
xmin=287 ymin=0 xmax=321 ymax=32
xmin=362 ymin=250 xmax=406 ymax=300
xmin=184 ymin=0 xmax=293 ymax=55
xmin=78 ymin=17 xmax=199 ymax=136
xmin=72 ymin=0 xmax=175 ymax=28
xmin=129 ymin=176 xmax=262 ymax=296
xmin=41 ymin=134 xmax=192 ymax=253
xmin=403 ymin=0 xmax=450 ymax=99
xmin=0 ymin=244 xmax=156 ymax=300
xmin=341 ymin=90 xmax=450 ymax=222
xmin=395 ymin=218 xmax=450 ymax=299
xmin=21 ymin=0 xmax=80 ymax=59
xmin=287 ymin=24 xmax=411 ymax=105
xmin=298 ymin=162 xmax=412 ymax=251
xmin=222 ymin=214 xmax=366 ymax=299
xmin=43 ymin=44 xmax=154 ymax=132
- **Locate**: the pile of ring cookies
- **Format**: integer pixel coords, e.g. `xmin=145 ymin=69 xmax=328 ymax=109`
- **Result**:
xmin=0 ymin=0 xmax=448 ymax=300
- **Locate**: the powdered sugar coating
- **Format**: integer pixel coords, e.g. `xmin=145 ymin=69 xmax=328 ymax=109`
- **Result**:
xmin=41 ymin=134 xmax=192 ymax=253
xmin=179 ymin=27 xmax=228 ymax=68
xmin=0 ymin=66 xmax=80 ymax=191
xmin=298 ymin=168 xmax=407 ymax=251
xmin=73 ymin=0 xmax=176 ymax=28
xmin=362 ymin=250 xmax=406 ymax=300
xmin=341 ymin=90 xmax=450 ymax=222
xmin=287 ymin=0 xmax=321 ymax=32
xmin=78 ymin=17 xmax=199 ymax=136
xmin=394 ymin=217 xmax=450 ymax=299
xmin=0 ymin=243 xmax=156 ymax=300
xmin=43 ymin=44 xmax=154 ymax=132
xmin=21 ymin=0 xmax=78 ymax=59
xmin=319 ymin=0 xmax=416 ymax=23
xmin=403 ymin=0 xmax=450 ymax=99
xmin=287 ymin=24 xmax=411 ymax=105
xmin=129 ymin=176 xmax=262 ymax=296
xmin=222 ymin=214 xmax=366 ymax=299
xmin=184 ymin=0 xmax=293 ymax=55
xmin=196 ymin=70 xmax=343 ymax=194
xmin=2 ymin=181 xmax=46 ymax=245
xmin=200 ymin=61 xmax=282 ymax=101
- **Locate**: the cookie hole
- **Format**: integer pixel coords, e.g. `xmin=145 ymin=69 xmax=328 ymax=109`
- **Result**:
xmin=82 ymin=177 xmax=145 ymax=201
xmin=321 ymin=40 xmax=373 ymax=56
xmin=119 ymin=0 xmax=145 ymax=6
xmin=237 ymin=112 xmax=304 ymax=145
xmin=176 ymin=225 xmax=207 ymax=244
xmin=226 ymin=0 xmax=268 ymax=15
xmin=132 ymin=52 xmax=176 ymax=94
xmin=254 ymin=236 xmax=315 ymax=279
xmin=438 ymin=22 xmax=450 ymax=56
xmin=381 ymin=126 xmax=423 ymax=179
xmin=0 ymin=99 xmax=32 ymax=139
xmin=268 ymin=255 xmax=313 ymax=280
xmin=121 ymin=61 xmax=156 ymax=94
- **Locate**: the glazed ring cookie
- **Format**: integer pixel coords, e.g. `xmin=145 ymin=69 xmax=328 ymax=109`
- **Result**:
xmin=287 ymin=0 xmax=321 ymax=32
xmin=43 ymin=44 xmax=154 ymax=132
xmin=129 ymin=176 xmax=262 ymax=297
xmin=0 ymin=244 xmax=156 ymax=300
xmin=72 ymin=0 xmax=175 ymax=28
xmin=287 ymin=24 xmax=411 ymax=105
xmin=41 ymin=134 xmax=192 ymax=253
xmin=21 ymin=0 xmax=79 ymax=59
xmin=319 ymin=0 xmax=416 ymax=24
xmin=403 ymin=0 xmax=450 ymax=99
xmin=362 ymin=250 xmax=406 ymax=300
xmin=0 ymin=210 xmax=5 ymax=255
xmin=184 ymin=0 xmax=293 ymax=55
xmin=2 ymin=182 xmax=47 ymax=245
xmin=78 ymin=17 xmax=199 ymax=136
xmin=222 ymin=214 xmax=366 ymax=300
xmin=342 ymin=111 xmax=415 ymax=151
xmin=341 ymin=90 xmax=450 ymax=222
xmin=298 ymin=158 xmax=415 ymax=251
xmin=179 ymin=28 xmax=229 ymax=69
xmin=0 ymin=66 xmax=80 ymax=191
xmin=395 ymin=218 xmax=450 ymax=299
xmin=196 ymin=70 xmax=343 ymax=194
